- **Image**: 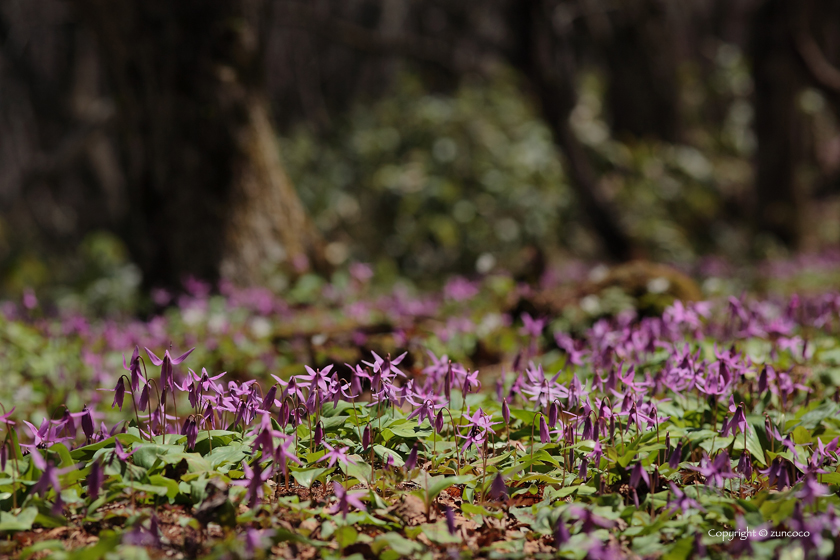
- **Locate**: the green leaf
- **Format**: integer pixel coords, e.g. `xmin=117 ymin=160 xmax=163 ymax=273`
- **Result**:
xmin=0 ymin=506 xmax=37 ymax=532
xmin=372 ymin=532 xmax=425 ymax=556
xmin=47 ymin=443 xmax=75 ymax=469
xmin=791 ymin=426 xmax=812 ymax=445
xmin=340 ymin=456 xmax=371 ymax=485
xmin=205 ymin=442 xmax=249 ymax=469
xmin=291 ymin=467 xmax=334 ymax=488
xmin=128 ymin=443 xmax=185 ymax=470
xmin=461 ymin=502 xmax=503 ymax=519
xmin=122 ymin=482 xmax=169 ymax=496
xmin=335 ymin=525 xmax=358 ymax=549
xmin=793 ymin=402 xmax=838 ymax=429
xmin=509 ymin=408 xmax=539 ymax=426
xmin=148 ymin=475 xmax=181 ymax=501
xmin=69 ymin=434 xmax=143 ymax=461
xmin=420 ymin=522 xmax=462 ymax=545
xmin=414 ymin=473 xmax=472 ymax=503
xmin=19 ymin=540 xmax=65 ymax=560
xmin=373 ymin=445 xmax=405 ymax=468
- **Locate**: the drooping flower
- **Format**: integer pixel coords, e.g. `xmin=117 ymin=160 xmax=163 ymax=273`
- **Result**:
xmin=111 ymin=438 xmax=136 ymax=463
xmin=112 ymin=377 xmax=126 ymax=411
xmin=489 ymin=473 xmax=508 ymax=501
xmin=329 ymin=482 xmax=367 ymax=518
xmin=668 ymin=440 xmax=683 ymax=469
xmin=539 ymin=415 xmax=550 ymax=444
xmin=362 ymin=425 xmax=371 ymax=450
xmin=232 ymin=460 xmax=272 ymax=509
xmin=554 ymin=516 xmax=570 ymax=547
xmin=181 ymin=416 xmax=199 ymax=450
xmin=243 ymin=528 xmax=274 ymax=559
xmin=319 ymin=443 xmax=356 ymax=468
xmin=87 ymin=459 xmax=104 ymax=501
xmin=444 ymin=506 xmax=457 ymax=536
xmin=665 ymin=483 xmax=703 ymax=515
xmin=145 ymin=347 xmax=195 ymax=393
xmin=797 ymin=474 xmax=828 ymax=505
xmin=405 ymin=443 xmax=419 ymax=471
xmin=123 ymin=346 xmax=143 ymax=392
xmin=406 ymin=394 xmax=444 ymax=426
xmin=690 ymin=451 xmax=737 ymax=488
xmin=628 ymin=461 xmax=650 ymax=489
xmin=122 ymin=515 xmax=162 ymax=548
xmin=273 ymin=434 xmax=301 ymax=476
xmin=30 ymin=449 xmax=64 ymax=514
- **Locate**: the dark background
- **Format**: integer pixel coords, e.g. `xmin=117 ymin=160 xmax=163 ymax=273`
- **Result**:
xmin=1 ymin=0 xmax=839 ymax=305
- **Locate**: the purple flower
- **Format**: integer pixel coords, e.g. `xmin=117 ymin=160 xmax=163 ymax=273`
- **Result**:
xmin=30 ymin=450 xmax=64 ymax=514
xmin=111 ymin=438 xmax=136 ymax=463
xmin=243 ymin=528 xmax=273 ymax=559
xmin=329 ymin=482 xmax=367 ymax=518
xmin=628 ymin=462 xmax=650 ymax=489
xmin=138 ymin=384 xmax=150 ymax=412
xmin=122 ymin=515 xmax=162 ymax=548
xmin=489 ymin=473 xmax=507 ymax=501
xmin=458 ymin=407 xmax=499 ymax=452
xmin=444 ymin=506 xmax=457 ymax=535
xmin=87 ymin=460 xmax=104 ymax=501
xmin=665 ymin=483 xmax=703 ymax=515
xmin=319 ymin=443 xmax=356 ymax=468
xmin=362 ymin=425 xmax=371 ymax=450
xmin=232 ymin=460 xmax=272 ymax=509
xmin=434 ymin=410 xmax=445 ymax=434
xmin=406 ymin=395 xmax=444 ymax=426
xmin=668 ymin=440 xmax=683 ymax=469
xmin=736 ymin=452 xmax=753 ymax=480
xmin=123 ymin=346 xmax=143 ymax=392
xmin=502 ymin=399 xmax=510 ymax=426
xmin=520 ymin=313 xmax=546 ymax=338
xmin=362 ymin=351 xmax=407 ymax=385
xmin=181 ymin=416 xmax=199 ymax=450
xmin=405 ymin=443 xmax=418 ymax=471
xmin=690 ymin=452 xmax=738 ymax=488
xmin=21 ymin=417 xmax=53 ymax=450
xmin=273 ymin=435 xmax=301 ymax=476
xmin=313 ymin=422 xmax=323 ymax=447
xmin=0 ymin=407 xmax=15 ymax=426
xmin=145 ymin=347 xmax=194 ymax=393
xmin=722 ymin=400 xmax=750 ymax=437
xmin=578 ymin=458 xmax=589 ymax=480
xmin=797 ymin=474 xmax=828 ymax=505
xmin=112 ymin=377 xmax=126 ymax=411
xmin=554 ymin=516 xmax=570 ymax=547
xmin=539 ymin=415 xmax=550 ymax=444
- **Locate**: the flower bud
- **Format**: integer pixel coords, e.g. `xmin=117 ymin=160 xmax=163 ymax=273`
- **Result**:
xmin=362 ymin=425 xmax=371 ymax=450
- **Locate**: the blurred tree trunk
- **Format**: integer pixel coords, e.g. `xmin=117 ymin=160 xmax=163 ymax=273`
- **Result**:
xmin=509 ymin=0 xmax=635 ymax=261
xmin=595 ymin=0 xmax=682 ymax=142
xmin=749 ymin=0 xmax=802 ymax=247
xmin=71 ymin=0 xmax=325 ymax=289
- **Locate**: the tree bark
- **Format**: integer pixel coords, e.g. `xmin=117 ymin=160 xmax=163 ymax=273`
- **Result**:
xmin=509 ymin=0 xmax=635 ymax=261
xmin=71 ymin=0 xmax=324 ymax=289
xmin=749 ymin=0 xmax=802 ymax=247
xmin=596 ymin=0 xmax=682 ymax=142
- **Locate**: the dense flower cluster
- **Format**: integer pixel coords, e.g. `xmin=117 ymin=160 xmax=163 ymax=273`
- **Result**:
xmin=2 ymin=283 xmax=840 ymax=558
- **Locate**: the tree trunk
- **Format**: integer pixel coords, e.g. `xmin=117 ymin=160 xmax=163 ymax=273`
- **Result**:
xmin=509 ymin=0 xmax=635 ymax=261
xmin=598 ymin=0 xmax=682 ymax=142
xmin=71 ymin=0 xmax=324 ymax=289
xmin=750 ymin=0 xmax=802 ymax=247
